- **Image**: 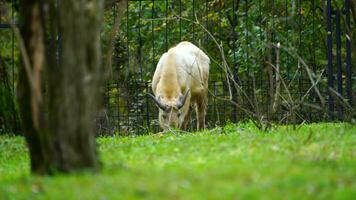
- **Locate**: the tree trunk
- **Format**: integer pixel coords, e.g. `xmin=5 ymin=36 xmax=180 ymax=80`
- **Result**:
xmin=18 ymin=0 xmax=103 ymax=174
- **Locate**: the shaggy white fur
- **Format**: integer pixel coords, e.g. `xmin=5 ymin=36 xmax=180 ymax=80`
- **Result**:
xmin=151 ymin=41 xmax=210 ymax=131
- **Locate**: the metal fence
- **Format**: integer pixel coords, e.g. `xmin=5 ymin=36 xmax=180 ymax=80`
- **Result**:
xmin=98 ymin=0 xmax=354 ymax=135
xmin=0 ymin=0 xmax=19 ymax=133
xmin=0 ymin=0 xmax=354 ymax=135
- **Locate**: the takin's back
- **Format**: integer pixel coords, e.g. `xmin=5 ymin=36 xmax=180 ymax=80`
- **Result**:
xmin=152 ymin=41 xmax=210 ymax=96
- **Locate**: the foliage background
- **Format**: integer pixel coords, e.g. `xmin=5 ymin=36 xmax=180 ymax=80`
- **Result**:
xmin=0 ymin=0 xmax=355 ymax=134
xmin=101 ymin=0 xmax=355 ymax=134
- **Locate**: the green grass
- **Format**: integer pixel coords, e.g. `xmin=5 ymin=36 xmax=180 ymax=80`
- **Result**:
xmin=0 ymin=123 xmax=355 ymax=199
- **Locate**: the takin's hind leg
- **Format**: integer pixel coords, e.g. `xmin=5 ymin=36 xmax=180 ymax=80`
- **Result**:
xmin=196 ymin=95 xmax=207 ymax=130
xmin=181 ymin=106 xmax=191 ymax=131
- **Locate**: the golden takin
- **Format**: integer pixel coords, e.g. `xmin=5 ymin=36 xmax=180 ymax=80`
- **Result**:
xmin=148 ymin=41 xmax=210 ymax=131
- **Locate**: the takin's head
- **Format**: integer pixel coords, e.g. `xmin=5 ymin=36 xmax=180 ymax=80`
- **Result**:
xmin=148 ymin=90 xmax=190 ymax=131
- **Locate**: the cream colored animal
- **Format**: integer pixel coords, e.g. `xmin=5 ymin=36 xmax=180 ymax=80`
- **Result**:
xmin=149 ymin=41 xmax=210 ymax=131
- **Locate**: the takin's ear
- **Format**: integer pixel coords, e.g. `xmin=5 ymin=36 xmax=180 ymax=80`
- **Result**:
xmin=176 ymin=89 xmax=190 ymax=109
xmin=147 ymin=93 xmax=168 ymax=111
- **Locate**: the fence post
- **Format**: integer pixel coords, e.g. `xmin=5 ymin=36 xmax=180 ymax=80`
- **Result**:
xmin=146 ymin=81 xmax=150 ymax=133
xmin=335 ymin=10 xmax=343 ymax=119
xmin=344 ymin=0 xmax=353 ymax=107
xmin=326 ymin=0 xmax=334 ymax=119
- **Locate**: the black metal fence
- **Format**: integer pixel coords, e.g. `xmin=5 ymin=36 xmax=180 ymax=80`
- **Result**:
xmin=98 ymin=0 xmax=354 ymax=135
xmin=0 ymin=0 xmax=354 ymax=135
xmin=0 ymin=0 xmax=19 ymax=133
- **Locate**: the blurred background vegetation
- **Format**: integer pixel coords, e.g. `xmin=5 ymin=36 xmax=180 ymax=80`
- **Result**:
xmin=0 ymin=0 xmax=20 ymax=134
xmin=1 ymin=0 xmax=355 ymax=135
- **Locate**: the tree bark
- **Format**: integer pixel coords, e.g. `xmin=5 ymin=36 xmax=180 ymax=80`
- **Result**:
xmin=18 ymin=0 xmax=104 ymax=174
xmin=18 ymin=0 xmax=49 ymax=174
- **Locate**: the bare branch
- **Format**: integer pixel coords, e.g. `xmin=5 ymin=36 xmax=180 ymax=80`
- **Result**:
xmin=104 ymin=0 xmax=127 ymax=79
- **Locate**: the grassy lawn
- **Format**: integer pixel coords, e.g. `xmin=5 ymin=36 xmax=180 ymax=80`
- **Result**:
xmin=0 ymin=123 xmax=355 ymax=199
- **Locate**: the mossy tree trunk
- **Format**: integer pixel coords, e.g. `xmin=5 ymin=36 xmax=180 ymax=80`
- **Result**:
xmin=18 ymin=0 xmax=103 ymax=174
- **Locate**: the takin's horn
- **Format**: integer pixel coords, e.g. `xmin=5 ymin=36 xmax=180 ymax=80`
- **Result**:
xmin=147 ymin=93 xmax=168 ymax=111
xmin=176 ymin=89 xmax=190 ymax=109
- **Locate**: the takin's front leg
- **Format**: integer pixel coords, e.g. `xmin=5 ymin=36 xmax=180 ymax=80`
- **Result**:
xmin=196 ymin=95 xmax=207 ymax=130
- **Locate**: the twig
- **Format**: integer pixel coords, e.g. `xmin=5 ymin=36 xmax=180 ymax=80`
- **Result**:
xmin=273 ymin=42 xmax=281 ymax=113
xmin=11 ymin=25 xmax=34 ymax=91
xmin=104 ymin=0 xmax=127 ymax=79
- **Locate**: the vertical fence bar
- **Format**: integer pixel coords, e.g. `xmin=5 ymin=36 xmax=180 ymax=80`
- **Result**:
xmin=11 ymin=0 xmax=15 ymax=95
xmin=245 ymin=0 xmax=249 ymax=66
xmin=297 ymin=0 xmax=302 ymax=101
xmin=139 ymin=0 xmax=143 ymax=80
xmin=192 ymin=0 xmax=195 ymax=40
xmin=11 ymin=0 xmax=17 ymax=131
xmin=335 ymin=10 xmax=343 ymax=119
xmin=151 ymin=0 xmax=155 ymax=73
xmin=218 ymin=0 xmax=222 ymax=39
xmin=205 ymin=0 xmax=209 ymax=43
xmin=345 ymin=0 xmax=352 ymax=106
xmin=179 ymin=0 xmax=182 ymax=41
xmin=213 ymin=82 xmax=219 ymax=125
xmin=218 ymin=1 xmax=225 ymax=125
xmin=0 ymin=1 xmax=2 ymax=24
xmin=165 ymin=0 xmax=168 ymax=51
xmin=231 ymin=0 xmax=238 ymax=122
xmin=245 ymin=0 xmax=249 ymax=90
xmin=117 ymin=83 xmax=121 ymax=135
xmin=326 ymin=0 xmax=334 ymax=119
xmin=136 ymin=1 xmax=142 ymax=134
xmin=312 ymin=0 xmax=316 ymax=73
xmin=114 ymin=3 xmax=120 ymax=135
xmin=147 ymin=0 xmax=155 ymax=131
xmin=126 ymin=0 xmax=131 ymax=134
xmin=311 ymin=0 xmax=317 ymax=120
xmin=57 ymin=0 xmax=62 ymax=66
xmin=259 ymin=0 xmax=264 ymax=115
xmin=145 ymin=81 xmax=150 ymax=133
xmin=267 ymin=0 xmax=275 ymax=119
xmin=151 ymin=0 xmax=156 ymax=133
xmin=221 ymin=81 xmax=225 ymax=125
xmin=285 ymin=0 xmax=290 ymax=78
